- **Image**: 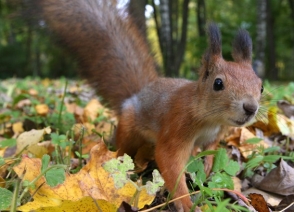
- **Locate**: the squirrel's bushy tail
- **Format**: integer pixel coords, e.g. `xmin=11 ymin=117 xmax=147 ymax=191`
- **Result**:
xmin=29 ymin=0 xmax=158 ymax=114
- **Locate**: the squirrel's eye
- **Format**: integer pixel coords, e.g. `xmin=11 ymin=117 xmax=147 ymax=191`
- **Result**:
xmin=213 ymin=78 xmax=224 ymax=91
xmin=261 ymin=85 xmax=264 ymax=94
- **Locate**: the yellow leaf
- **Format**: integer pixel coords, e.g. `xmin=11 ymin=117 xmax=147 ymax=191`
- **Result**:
xmin=16 ymin=127 xmax=51 ymax=155
xmin=41 ymin=78 xmax=51 ymax=87
xmin=18 ymin=197 xmax=117 ymax=212
xmin=35 ymin=104 xmax=49 ymax=116
xmin=268 ymin=107 xmax=294 ymax=138
xmin=0 ymin=176 xmax=5 ymax=188
xmin=83 ymin=99 xmax=103 ymax=122
xmin=12 ymin=122 xmax=24 ymax=135
xmin=14 ymin=142 xmax=155 ymax=210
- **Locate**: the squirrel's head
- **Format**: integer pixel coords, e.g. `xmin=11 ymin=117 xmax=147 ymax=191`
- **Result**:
xmin=198 ymin=23 xmax=262 ymax=127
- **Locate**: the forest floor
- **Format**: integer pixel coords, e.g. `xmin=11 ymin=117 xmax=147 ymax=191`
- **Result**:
xmin=1 ymin=78 xmax=294 ymax=211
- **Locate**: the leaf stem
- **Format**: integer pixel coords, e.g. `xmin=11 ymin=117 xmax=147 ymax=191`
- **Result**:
xmin=18 ymin=164 xmax=67 ymax=202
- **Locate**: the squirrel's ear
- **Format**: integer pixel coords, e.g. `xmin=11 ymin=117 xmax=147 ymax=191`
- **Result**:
xmin=232 ymin=29 xmax=252 ymax=63
xmin=205 ymin=23 xmax=222 ymax=60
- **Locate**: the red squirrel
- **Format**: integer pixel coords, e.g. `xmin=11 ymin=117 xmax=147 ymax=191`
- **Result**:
xmin=29 ymin=1 xmax=263 ymax=211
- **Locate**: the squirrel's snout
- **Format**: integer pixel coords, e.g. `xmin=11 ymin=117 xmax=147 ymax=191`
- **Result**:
xmin=243 ymin=102 xmax=258 ymax=116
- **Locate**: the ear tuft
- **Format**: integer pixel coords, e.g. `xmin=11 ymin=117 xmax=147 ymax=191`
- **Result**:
xmin=207 ymin=23 xmax=222 ymax=57
xmin=232 ymin=29 xmax=252 ymax=63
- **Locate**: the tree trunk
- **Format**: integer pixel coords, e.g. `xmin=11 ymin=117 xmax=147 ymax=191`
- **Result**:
xmin=288 ymin=0 xmax=294 ymax=21
xmin=129 ymin=0 xmax=147 ymax=37
xmin=197 ymin=0 xmax=206 ymax=37
xmin=174 ymin=0 xmax=189 ymax=76
xmin=254 ymin=0 xmax=266 ymax=78
xmin=159 ymin=0 xmax=173 ymax=76
xmin=266 ymin=0 xmax=278 ymax=80
xmin=152 ymin=0 xmax=190 ymax=77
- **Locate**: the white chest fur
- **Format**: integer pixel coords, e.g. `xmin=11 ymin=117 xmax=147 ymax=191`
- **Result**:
xmin=193 ymin=125 xmax=221 ymax=147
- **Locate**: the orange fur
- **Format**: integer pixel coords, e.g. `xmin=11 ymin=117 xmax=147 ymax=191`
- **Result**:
xmin=31 ymin=1 xmax=262 ymax=211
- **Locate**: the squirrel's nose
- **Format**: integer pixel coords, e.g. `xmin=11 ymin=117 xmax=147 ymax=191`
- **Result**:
xmin=243 ymin=102 xmax=258 ymax=116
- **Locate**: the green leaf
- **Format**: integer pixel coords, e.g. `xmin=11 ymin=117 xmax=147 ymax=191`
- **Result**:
xmin=263 ymin=155 xmax=281 ymax=163
xmin=45 ymin=167 xmax=66 ymax=187
xmin=223 ymin=160 xmax=240 ymax=176
xmin=75 ymin=151 xmax=89 ymax=159
xmin=0 ymin=138 xmax=16 ymax=148
xmin=264 ymin=146 xmax=280 ymax=153
xmin=41 ymin=154 xmax=50 ymax=173
xmin=245 ymin=155 xmax=263 ymax=169
xmin=214 ymin=198 xmax=230 ymax=212
xmin=0 ymin=188 xmax=13 ymax=210
xmin=103 ymin=154 xmax=135 ymax=189
xmin=245 ymin=137 xmax=262 ymax=144
xmin=145 ymin=170 xmax=164 ymax=195
xmin=187 ymin=158 xmax=207 ymax=186
xmin=212 ymin=148 xmax=228 ymax=172
xmin=0 ymin=157 xmax=4 ymax=166
xmin=187 ymin=157 xmax=204 ymax=173
xmin=51 ymin=133 xmax=60 ymax=145
xmin=208 ymin=172 xmax=234 ymax=191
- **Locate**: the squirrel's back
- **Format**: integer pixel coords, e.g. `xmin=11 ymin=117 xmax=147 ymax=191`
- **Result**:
xmin=30 ymin=0 xmax=158 ymax=113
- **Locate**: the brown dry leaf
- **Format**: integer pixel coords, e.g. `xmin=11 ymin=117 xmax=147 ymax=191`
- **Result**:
xmin=73 ymin=123 xmax=95 ymax=137
xmin=16 ymin=99 xmax=31 ymax=109
xmin=69 ymin=86 xmax=81 ymax=93
xmin=243 ymin=187 xmax=282 ymax=207
xmin=95 ymin=121 xmax=113 ymax=140
xmin=0 ymin=176 xmax=5 ymax=188
xmin=248 ymin=193 xmax=270 ymax=212
xmin=81 ymin=135 xmax=102 ymax=155
xmin=28 ymin=88 xmax=38 ymax=96
xmin=65 ymin=102 xmax=77 ymax=113
xmin=276 ymin=195 xmax=294 ymax=211
xmin=277 ymin=100 xmax=294 ymax=118
xmin=232 ymin=177 xmax=242 ymax=193
xmin=14 ymin=142 xmax=155 ymax=211
xmin=16 ymin=127 xmax=51 ymax=156
xmin=35 ymin=104 xmax=50 ymax=116
xmin=225 ymin=127 xmax=269 ymax=158
xmin=225 ymin=127 xmax=242 ymax=147
xmin=83 ymin=99 xmax=103 ymax=122
xmin=251 ymin=159 xmax=294 ymax=196
xmin=65 ymin=103 xmax=84 ymax=123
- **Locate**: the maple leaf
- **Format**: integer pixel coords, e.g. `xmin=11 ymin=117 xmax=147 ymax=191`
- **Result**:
xmin=13 ymin=142 xmax=155 ymax=211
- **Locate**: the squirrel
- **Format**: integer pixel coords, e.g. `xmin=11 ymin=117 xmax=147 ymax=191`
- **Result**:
xmin=27 ymin=0 xmax=263 ymax=211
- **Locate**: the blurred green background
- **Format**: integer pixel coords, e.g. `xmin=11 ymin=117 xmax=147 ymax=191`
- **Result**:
xmin=0 ymin=0 xmax=293 ymax=80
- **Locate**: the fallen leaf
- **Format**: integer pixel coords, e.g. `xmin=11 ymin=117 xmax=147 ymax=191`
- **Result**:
xmin=0 ymin=176 xmax=5 ymax=188
xmin=267 ymin=107 xmax=294 ymax=138
xmin=251 ymin=159 xmax=294 ymax=196
xmin=248 ymin=193 xmax=270 ymax=212
xmin=83 ymin=99 xmax=103 ymax=122
xmin=243 ymin=187 xmax=282 ymax=207
xmin=277 ymin=100 xmax=294 ymax=118
xmin=35 ymin=104 xmax=50 ymax=116
xmin=16 ymin=127 xmax=51 ymax=155
xmin=225 ymin=127 xmax=269 ymax=158
xmin=16 ymin=99 xmax=31 ymax=109
xmin=12 ymin=122 xmax=24 ymax=135
xmin=17 ymin=196 xmax=116 ymax=212
xmin=28 ymin=88 xmax=38 ymax=96
xmin=13 ymin=142 xmax=156 ymax=211
xmin=276 ymin=195 xmax=294 ymax=211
